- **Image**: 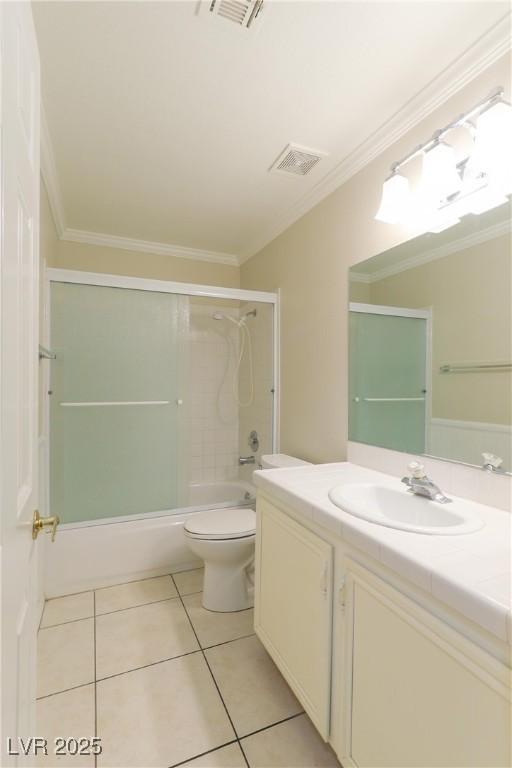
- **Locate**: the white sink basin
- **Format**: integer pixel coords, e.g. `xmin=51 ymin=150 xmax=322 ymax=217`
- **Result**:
xmin=328 ymin=483 xmax=484 ymax=535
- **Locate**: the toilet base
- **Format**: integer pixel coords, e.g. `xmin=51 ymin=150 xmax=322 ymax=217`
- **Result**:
xmin=202 ymin=560 xmax=254 ymax=612
xmin=184 ymin=533 xmax=256 ymax=613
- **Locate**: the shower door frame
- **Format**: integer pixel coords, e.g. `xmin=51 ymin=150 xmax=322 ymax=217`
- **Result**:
xmin=44 ymin=268 xmax=280 ymax=526
xmin=349 ymin=302 xmax=432 ymax=453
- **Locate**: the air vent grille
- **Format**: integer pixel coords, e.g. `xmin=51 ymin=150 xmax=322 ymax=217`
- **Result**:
xmin=270 ymin=144 xmax=327 ymax=177
xmin=209 ymin=0 xmax=263 ymax=28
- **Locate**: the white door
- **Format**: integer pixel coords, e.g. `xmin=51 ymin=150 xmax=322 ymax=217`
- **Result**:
xmin=0 ymin=3 xmax=41 ymax=764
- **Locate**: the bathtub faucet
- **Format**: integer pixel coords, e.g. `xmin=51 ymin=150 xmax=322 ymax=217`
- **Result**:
xmin=239 ymin=455 xmax=256 ymax=465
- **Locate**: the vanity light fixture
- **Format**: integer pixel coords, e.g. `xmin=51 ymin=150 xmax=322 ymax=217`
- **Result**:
xmin=375 ymin=87 xmax=512 ymax=233
xmin=420 ymin=141 xmax=462 ymax=203
xmin=375 ymin=172 xmax=411 ymax=224
xmin=468 ymin=100 xmax=512 ymax=193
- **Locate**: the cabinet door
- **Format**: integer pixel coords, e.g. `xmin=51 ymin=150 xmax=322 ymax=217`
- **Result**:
xmin=344 ymin=564 xmax=511 ymax=768
xmin=255 ymin=496 xmax=333 ymax=738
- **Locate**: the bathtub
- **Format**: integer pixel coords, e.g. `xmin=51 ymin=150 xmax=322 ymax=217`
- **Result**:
xmin=188 ymin=480 xmax=254 ymax=507
xmin=44 ymin=479 xmax=256 ymax=598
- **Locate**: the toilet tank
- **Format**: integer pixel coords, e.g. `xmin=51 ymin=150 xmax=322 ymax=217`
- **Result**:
xmin=260 ymin=453 xmax=312 ymax=469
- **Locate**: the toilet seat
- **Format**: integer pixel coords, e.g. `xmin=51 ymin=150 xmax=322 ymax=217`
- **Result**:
xmin=184 ymin=507 xmax=256 ymax=541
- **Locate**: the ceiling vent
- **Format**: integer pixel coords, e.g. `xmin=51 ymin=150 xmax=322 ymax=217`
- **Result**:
xmin=208 ymin=0 xmax=264 ymax=28
xmin=270 ymin=144 xmax=327 ymax=177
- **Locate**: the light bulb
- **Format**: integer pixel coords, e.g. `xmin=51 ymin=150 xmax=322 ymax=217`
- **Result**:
xmin=469 ymin=100 xmax=512 ymax=194
xmin=420 ymin=142 xmax=462 ymax=206
xmin=375 ymin=173 xmax=411 ymax=224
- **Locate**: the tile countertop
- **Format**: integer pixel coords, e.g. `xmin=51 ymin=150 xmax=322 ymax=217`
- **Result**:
xmin=253 ymin=462 xmax=512 ymax=644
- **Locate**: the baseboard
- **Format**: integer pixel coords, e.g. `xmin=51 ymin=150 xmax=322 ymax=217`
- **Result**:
xmin=44 ymin=560 xmax=200 ymax=599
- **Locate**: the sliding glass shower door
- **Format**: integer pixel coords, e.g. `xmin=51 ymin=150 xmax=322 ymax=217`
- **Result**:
xmin=349 ymin=309 xmax=427 ymax=454
xmin=50 ymin=282 xmax=187 ymax=523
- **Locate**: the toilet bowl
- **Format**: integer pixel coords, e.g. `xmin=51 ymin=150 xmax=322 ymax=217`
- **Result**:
xmin=184 ymin=507 xmax=256 ymax=612
xmin=184 ymin=456 xmax=310 ymax=612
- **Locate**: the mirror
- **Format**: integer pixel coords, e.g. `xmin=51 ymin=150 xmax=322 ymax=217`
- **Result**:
xmin=348 ymin=203 xmax=511 ymax=473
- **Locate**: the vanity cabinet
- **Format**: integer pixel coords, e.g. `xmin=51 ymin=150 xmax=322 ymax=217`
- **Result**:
xmin=255 ymin=490 xmax=511 ymax=767
xmin=341 ymin=561 xmax=511 ymax=768
xmin=254 ymin=497 xmax=333 ymax=738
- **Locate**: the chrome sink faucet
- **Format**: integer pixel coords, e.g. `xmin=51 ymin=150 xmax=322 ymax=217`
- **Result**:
xmin=401 ymin=462 xmax=452 ymax=504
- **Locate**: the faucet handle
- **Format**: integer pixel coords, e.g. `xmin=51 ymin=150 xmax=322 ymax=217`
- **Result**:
xmin=407 ymin=461 xmax=426 ymax=479
xmin=482 ymin=452 xmax=503 ymax=470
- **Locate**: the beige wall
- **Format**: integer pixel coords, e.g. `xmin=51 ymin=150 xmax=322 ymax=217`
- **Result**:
xmin=49 ymin=240 xmax=240 ymax=287
xmin=43 ymin=207 xmax=240 ymax=288
xmin=41 ymin=181 xmax=240 ymax=289
xmin=41 ymin=182 xmax=59 ymax=270
xmin=240 ymin=55 xmax=510 ymax=464
xmin=368 ymin=234 xmax=511 ymax=426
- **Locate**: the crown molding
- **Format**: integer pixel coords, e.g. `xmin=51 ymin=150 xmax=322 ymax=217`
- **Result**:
xmin=350 ymin=219 xmax=511 ymax=284
xmin=61 ymin=228 xmax=240 ymax=267
xmin=40 ymin=105 xmax=66 ymax=237
xmin=239 ymin=13 xmax=512 ymax=263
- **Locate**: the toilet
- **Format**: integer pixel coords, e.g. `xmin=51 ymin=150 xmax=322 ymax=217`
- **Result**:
xmin=260 ymin=453 xmax=312 ymax=470
xmin=184 ymin=453 xmax=311 ymax=612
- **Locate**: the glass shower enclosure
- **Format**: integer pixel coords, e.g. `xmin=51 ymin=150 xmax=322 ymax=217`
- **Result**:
xmin=48 ymin=273 xmax=277 ymax=526
xmin=348 ymin=304 xmax=429 ymax=454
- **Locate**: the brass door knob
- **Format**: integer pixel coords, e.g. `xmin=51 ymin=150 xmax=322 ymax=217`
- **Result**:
xmin=32 ymin=510 xmax=60 ymax=542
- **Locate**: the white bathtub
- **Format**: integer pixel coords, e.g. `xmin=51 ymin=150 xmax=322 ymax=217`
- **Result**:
xmin=44 ymin=480 xmax=256 ymax=598
xmin=188 ymin=480 xmax=255 ymax=507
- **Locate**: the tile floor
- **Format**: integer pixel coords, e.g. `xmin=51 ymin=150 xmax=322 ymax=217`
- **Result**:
xmin=37 ymin=569 xmax=340 ymax=768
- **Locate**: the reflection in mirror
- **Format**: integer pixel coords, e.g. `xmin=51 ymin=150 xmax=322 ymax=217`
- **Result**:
xmin=349 ymin=203 xmax=511 ymax=473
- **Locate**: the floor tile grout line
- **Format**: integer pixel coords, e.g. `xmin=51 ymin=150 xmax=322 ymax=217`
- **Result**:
xmin=166 ymin=738 xmax=239 ymax=768
xmin=39 ymin=572 xmax=206 ymax=629
xmin=95 ymin=649 xmax=202 ymax=684
xmin=171 ymin=574 xmax=249 ymax=765
xmin=95 ymin=573 xmax=178 ymax=591
xmin=238 ymin=739 xmax=251 ymax=768
xmin=165 ymin=711 xmax=306 ymax=768
xmin=95 ymin=595 xmax=181 ymax=619
xmin=94 ymin=633 xmax=257 ymax=683
xmin=36 ymin=680 xmax=95 ymax=701
xmin=38 ymin=615 xmax=94 ymax=633
xmin=37 ymin=631 xmax=259 ymax=700
xmin=41 ymin=571 xmax=197 ymax=606
xmin=240 ymin=710 xmax=305 ymax=740
xmin=40 ymin=613 xmax=96 ymax=630
xmin=40 ymin=575 xmax=304 ymax=768
xmin=201 ymin=652 xmax=246 ymax=755
xmin=40 ymin=594 xmax=182 ymax=630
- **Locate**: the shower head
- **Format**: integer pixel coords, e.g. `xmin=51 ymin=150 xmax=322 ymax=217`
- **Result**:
xmin=212 ymin=309 xmax=256 ymax=325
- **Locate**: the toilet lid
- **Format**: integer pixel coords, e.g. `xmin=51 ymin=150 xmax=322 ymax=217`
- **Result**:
xmin=184 ymin=508 xmax=256 ymax=540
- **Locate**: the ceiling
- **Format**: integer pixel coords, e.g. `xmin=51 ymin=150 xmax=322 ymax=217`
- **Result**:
xmin=33 ymin=1 xmax=511 ymax=264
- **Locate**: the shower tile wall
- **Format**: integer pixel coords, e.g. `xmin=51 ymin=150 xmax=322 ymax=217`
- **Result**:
xmin=239 ymin=302 xmax=274 ymax=483
xmin=186 ymin=301 xmax=240 ymax=487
